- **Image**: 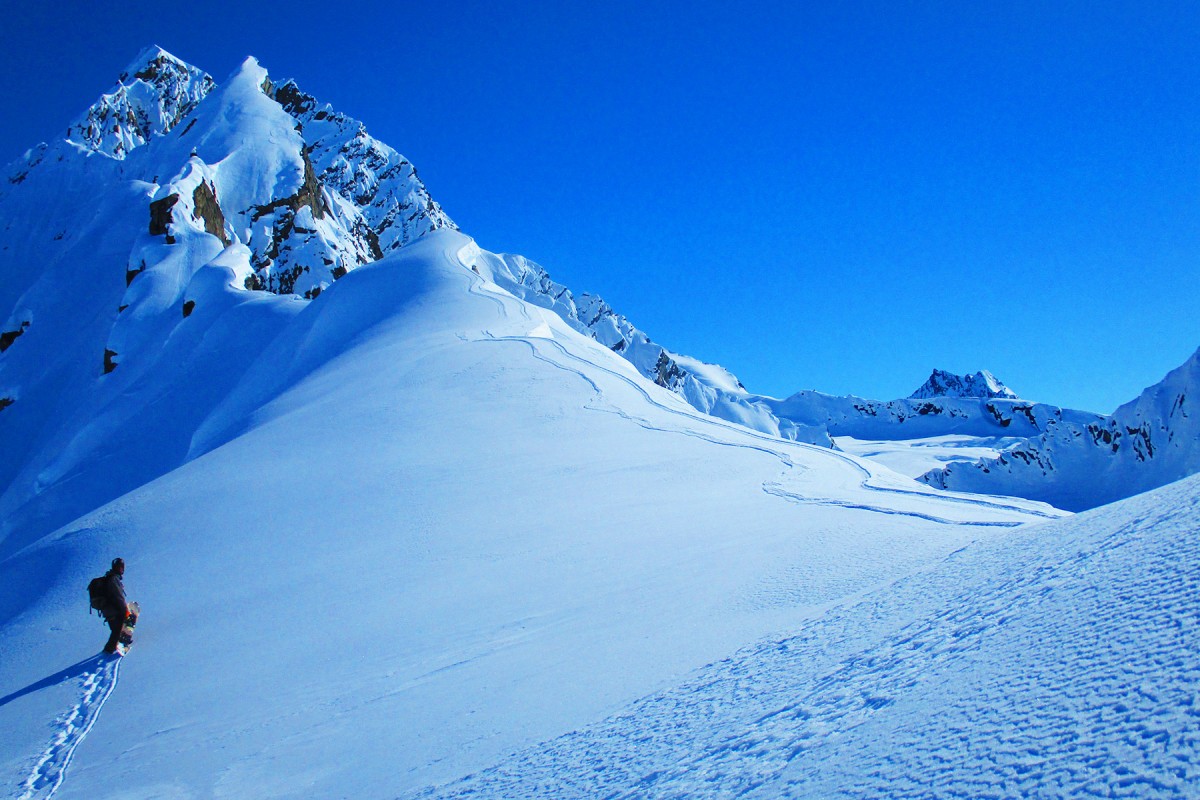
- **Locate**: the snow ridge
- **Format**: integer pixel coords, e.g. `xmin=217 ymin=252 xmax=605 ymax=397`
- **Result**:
xmin=458 ymin=242 xmax=829 ymax=444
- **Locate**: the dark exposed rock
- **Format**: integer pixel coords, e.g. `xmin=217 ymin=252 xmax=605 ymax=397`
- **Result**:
xmin=269 ymin=80 xmax=316 ymax=116
xmin=0 ymin=320 xmax=30 ymax=352
xmin=191 ymin=180 xmax=229 ymax=245
xmin=149 ymin=193 xmax=179 ymax=239
xmin=654 ymin=351 xmax=686 ymax=390
xmin=331 ymin=266 xmax=348 ymax=280
xmin=118 ymin=304 xmax=129 ymax=313
xmin=182 ymin=300 xmax=195 ymax=318
xmin=0 ymin=397 xmax=12 ymax=411
xmin=126 ymin=259 xmax=145 ymax=287
xmin=103 ymin=349 xmax=119 ymax=375
xmin=249 ymin=149 xmax=328 ymax=223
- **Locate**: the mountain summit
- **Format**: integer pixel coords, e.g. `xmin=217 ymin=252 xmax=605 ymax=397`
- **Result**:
xmin=66 ymin=45 xmax=215 ymax=159
xmin=909 ymin=369 xmax=1018 ymax=400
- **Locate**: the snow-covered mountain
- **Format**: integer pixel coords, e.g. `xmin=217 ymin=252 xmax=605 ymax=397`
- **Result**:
xmin=0 ymin=48 xmax=828 ymax=554
xmin=909 ymin=368 xmax=1017 ymax=400
xmin=0 ymin=230 xmax=1193 ymax=798
xmin=1 ymin=46 xmax=1198 ymax=799
xmin=756 ymin=371 xmax=1103 ymax=441
xmin=0 ymin=48 xmax=838 ymax=556
xmin=922 ymin=348 xmax=1200 ymax=511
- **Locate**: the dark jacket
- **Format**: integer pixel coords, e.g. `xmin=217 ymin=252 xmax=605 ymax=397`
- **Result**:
xmin=101 ymin=570 xmax=127 ymax=621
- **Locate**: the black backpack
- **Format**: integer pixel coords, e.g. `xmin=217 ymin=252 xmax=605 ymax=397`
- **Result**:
xmin=87 ymin=575 xmax=107 ymax=615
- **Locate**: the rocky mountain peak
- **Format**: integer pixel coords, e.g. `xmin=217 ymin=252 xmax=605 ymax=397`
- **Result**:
xmin=910 ymin=369 xmax=1018 ymax=400
xmin=66 ymin=45 xmax=214 ymax=159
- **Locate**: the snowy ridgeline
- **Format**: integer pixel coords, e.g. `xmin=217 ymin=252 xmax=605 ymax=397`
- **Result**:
xmin=0 ymin=228 xmax=1194 ymax=797
xmin=921 ymin=347 xmax=1200 ymax=511
xmin=2 ymin=45 xmax=1198 ymax=535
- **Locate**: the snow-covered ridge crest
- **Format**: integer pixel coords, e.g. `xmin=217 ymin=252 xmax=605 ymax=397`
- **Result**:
xmin=910 ymin=368 xmax=1017 ymax=400
xmin=2 ymin=47 xmax=812 ymax=444
xmin=65 ymin=45 xmax=215 ymax=160
xmin=756 ymin=386 xmax=1102 ymax=441
xmin=456 ymin=241 xmax=829 ymax=444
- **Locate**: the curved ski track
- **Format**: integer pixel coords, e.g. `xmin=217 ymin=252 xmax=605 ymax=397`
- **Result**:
xmin=455 ymin=250 xmax=1054 ymax=528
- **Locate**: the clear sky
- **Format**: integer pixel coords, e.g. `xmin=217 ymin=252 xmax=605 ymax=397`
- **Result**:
xmin=3 ymin=1 xmax=1198 ymax=413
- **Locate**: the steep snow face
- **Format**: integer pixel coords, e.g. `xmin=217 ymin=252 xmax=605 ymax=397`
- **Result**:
xmin=0 ymin=231 xmax=1056 ymax=799
xmin=65 ymin=46 xmax=215 ymax=160
xmin=921 ymin=348 xmax=1200 ymax=511
xmin=909 ymin=368 xmax=1017 ymax=400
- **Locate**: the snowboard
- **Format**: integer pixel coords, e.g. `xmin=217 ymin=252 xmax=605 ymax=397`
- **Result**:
xmin=118 ymin=601 xmax=140 ymax=649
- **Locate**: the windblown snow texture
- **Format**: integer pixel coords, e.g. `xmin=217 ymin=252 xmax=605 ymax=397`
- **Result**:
xmin=417 ymin=472 xmax=1200 ymax=800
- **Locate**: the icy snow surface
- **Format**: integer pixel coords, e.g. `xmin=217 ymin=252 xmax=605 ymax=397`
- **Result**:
xmin=0 ymin=232 xmax=1074 ymax=799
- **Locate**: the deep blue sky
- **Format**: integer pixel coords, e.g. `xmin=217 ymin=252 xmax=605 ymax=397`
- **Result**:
xmin=3 ymin=1 xmax=1198 ymax=413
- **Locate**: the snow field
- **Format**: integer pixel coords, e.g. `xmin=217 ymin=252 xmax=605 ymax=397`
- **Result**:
xmin=1 ymin=232 xmax=1051 ymax=798
xmin=417 ymin=473 xmax=1200 ymax=799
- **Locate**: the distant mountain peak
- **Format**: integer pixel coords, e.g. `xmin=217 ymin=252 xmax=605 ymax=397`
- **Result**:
xmin=910 ymin=369 xmax=1018 ymax=400
xmin=68 ymin=45 xmax=215 ymax=159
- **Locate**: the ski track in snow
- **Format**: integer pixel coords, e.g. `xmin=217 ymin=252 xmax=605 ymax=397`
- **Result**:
xmin=459 ymin=258 xmax=1056 ymax=529
xmin=411 ymin=487 xmax=1200 ymax=799
xmin=15 ymin=656 xmax=120 ymax=800
xmin=464 ymin=269 xmax=1042 ymax=529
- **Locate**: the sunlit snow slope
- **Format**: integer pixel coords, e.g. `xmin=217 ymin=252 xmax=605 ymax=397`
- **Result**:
xmin=421 ymin=471 xmax=1200 ymax=800
xmin=0 ymin=232 xmax=1055 ymax=799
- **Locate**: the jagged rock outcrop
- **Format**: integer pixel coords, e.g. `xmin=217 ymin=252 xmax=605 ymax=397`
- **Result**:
xmin=758 ymin=386 xmax=1102 ymax=441
xmin=191 ymin=180 xmax=229 ymax=246
xmin=66 ymin=46 xmax=215 ymax=160
xmin=266 ymin=80 xmax=456 ymax=254
xmin=0 ymin=320 xmax=29 ymax=353
xmin=910 ymin=369 xmax=1017 ymax=400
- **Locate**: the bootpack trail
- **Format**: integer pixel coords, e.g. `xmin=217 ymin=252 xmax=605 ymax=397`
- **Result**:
xmin=13 ymin=655 xmax=121 ymax=800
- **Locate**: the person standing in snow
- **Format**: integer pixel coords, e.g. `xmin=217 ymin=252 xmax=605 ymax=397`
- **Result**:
xmin=100 ymin=557 xmax=130 ymax=655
